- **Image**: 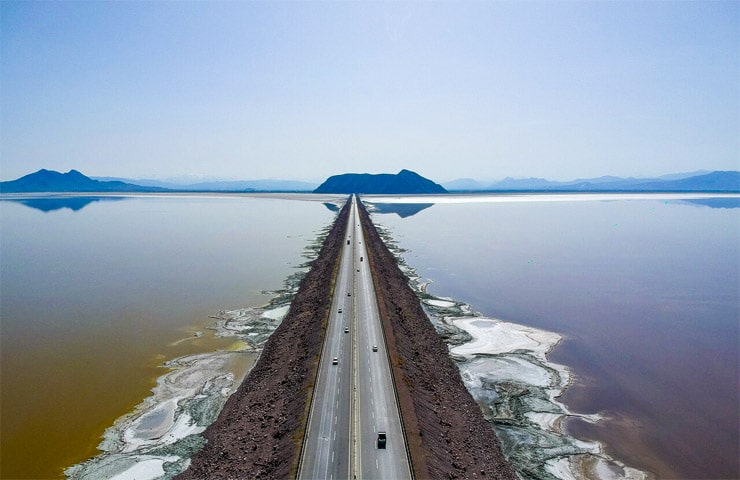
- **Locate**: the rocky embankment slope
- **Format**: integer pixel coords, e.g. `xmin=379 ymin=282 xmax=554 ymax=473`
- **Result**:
xmin=357 ymin=199 xmax=517 ymax=480
xmin=178 ymin=197 xmax=516 ymax=479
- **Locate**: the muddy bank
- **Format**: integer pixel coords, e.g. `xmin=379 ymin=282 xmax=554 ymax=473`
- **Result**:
xmin=357 ymin=198 xmax=518 ymax=480
xmin=176 ymin=199 xmax=350 ymax=479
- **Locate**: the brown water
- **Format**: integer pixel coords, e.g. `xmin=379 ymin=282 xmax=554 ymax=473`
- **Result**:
xmin=369 ymin=195 xmax=739 ymax=479
xmin=0 ymin=194 xmax=339 ymax=479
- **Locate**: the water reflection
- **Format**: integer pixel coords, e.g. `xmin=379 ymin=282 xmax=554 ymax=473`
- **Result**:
xmin=3 ymin=196 xmax=126 ymax=212
xmin=323 ymin=202 xmax=340 ymax=212
xmin=367 ymin=202 xmax=434 ymax=217
xmin=681 ymin=197 xmax=740 ymax=209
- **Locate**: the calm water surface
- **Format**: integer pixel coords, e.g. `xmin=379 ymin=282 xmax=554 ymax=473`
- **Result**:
xmin=0 ymin=194 xmax=340 ymax=479
xmin=368 ymin=195 xmax=739 ymax=479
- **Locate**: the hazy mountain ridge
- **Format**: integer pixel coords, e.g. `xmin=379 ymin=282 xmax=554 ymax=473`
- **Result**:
xmin=314 ymin=169 xmax=447 ymax=194
xmin=94 ymin=177 xmax=319 ymax=192
xmin=443 ymin=170 xmax=739 ymax=192
xmin=2 ymin=168 xmax=738 ymax=194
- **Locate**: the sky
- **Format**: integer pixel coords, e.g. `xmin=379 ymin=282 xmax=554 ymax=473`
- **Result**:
xmin=1 ymin=1 xmax=738 ymax=183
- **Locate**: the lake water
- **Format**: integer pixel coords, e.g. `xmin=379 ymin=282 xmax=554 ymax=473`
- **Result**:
xmin=0 ymin=194 xmax=341 ymax=479
xmin=1 ymin=193 xmax=737 ymax=479
xmin=365 ymin=194 xmax=739 ymax=479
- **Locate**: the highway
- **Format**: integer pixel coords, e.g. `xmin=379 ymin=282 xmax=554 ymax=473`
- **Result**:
xmin=298 ymin=195 xmax=411 ymax=480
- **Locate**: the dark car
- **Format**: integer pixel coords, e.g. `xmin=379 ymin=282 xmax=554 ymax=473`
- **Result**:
xmin=377 ymin=432 xmax=386 ymax=449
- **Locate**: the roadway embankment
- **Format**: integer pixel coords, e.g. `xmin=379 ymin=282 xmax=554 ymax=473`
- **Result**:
xmin=178 ymin=195 xmax=517 ymax=480
xmin=177 ymin=198 xmax=350 ymax=480
xmin=357 ymin=198 xmax=518 ymax=480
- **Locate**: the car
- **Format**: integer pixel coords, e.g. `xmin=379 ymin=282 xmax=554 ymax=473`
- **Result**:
xmin=377 ymin=432 xmax=386 ymax=449
xmin=347 ymin=292 xmax=351 ymax=296
xmin=344 ymin=327 xmax=349 ymax=333
xmin=338 ymin=308 xmax=342 ymax=313
xmin=332 ymin=357 xmax=338 ymax=365
xmin=372 ymin=345 xmax=378 ymax=352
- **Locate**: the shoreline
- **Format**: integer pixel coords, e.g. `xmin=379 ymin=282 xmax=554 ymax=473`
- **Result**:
xmin=65 ymin=192 xmax=659 ymax=479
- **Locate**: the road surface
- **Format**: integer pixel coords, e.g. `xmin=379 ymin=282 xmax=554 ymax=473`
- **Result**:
xmin=298 ymin=195 xmax=411 ymax=480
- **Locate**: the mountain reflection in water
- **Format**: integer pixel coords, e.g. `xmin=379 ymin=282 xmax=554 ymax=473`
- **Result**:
xmin=368 ymin=202 xmax=434 ymax=218
xmin=5 ymin=196 xmax=126 ymax=212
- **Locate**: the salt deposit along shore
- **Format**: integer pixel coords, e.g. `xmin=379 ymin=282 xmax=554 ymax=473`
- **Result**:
xmin=64 ymin=304 xmax=290 ymax=480
xmin=65 ymin=221 xmax=334 ymax=480
xmin=370 ymin=215 xmax=652 ymax=480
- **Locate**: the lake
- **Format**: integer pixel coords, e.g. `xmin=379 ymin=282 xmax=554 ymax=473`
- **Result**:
xmin=1 ymin=192 xmax=737 ymax=479
xmin=0 ymin=193 xmax=342 ymax=479
xmin=365 ymin=193 xmax=739 ymax=479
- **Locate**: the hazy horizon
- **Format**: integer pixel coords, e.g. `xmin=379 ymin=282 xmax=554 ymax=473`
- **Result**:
xmin=1 ymin=166 xmax=731 ymax=187
xmin=2 ymin=2 xmax=738 ymax=182
xmin=93 ymin=167 xmax=724 ymax=185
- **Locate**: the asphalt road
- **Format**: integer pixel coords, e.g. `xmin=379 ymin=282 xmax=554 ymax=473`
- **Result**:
xmin=298 ymin=196 xmax=411 ymax=480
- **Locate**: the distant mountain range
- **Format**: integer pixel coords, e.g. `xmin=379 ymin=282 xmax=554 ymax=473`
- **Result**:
xmin=314 ymin=169 xmax=447 ymax=194
xmin=443 ymin=170 xmax=740 ymax=192
xmin=1 ymin=168 xmax=738 ymax=194
xmin=93 ymin=176 xmax=319 ymax=192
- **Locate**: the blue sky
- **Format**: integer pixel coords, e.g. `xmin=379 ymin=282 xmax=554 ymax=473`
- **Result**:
xmin=1 ymin=1 xmax=738 ymax=183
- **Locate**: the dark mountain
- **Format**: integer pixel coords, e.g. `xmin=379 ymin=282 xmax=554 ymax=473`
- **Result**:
xmin=0 ymin=169 xmax=169 ymax=193
xmin=314 ymin=169 xmax=447 ymax=194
